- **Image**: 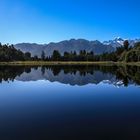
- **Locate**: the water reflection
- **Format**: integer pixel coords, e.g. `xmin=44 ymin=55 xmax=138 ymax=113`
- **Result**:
xmin=0 ymin=65 xmax=140 ymax=86
xmin=0 ymin=65 xmax=140 ymax=140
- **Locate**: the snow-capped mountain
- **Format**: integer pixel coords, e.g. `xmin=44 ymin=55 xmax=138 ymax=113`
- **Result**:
xmin=103 ymin=37 xmax=124 ymax=48
xmin=103 ymin=37 xmax=140 ymax=48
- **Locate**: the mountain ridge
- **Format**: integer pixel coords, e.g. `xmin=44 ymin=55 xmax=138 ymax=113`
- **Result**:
xmin=14 ymin=38 xmax=140 ymax=57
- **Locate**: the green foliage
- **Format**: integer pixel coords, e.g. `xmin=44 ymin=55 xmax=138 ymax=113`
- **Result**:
xmin=0 ymin=43 xmax=32 ymax=61
xmin=52 ymin=50 xmax=61 ymax=61
xmin=121 ymin=42 xmax=140 ymax=62
xmin=25 ymin=52 xmax=31 ymax=60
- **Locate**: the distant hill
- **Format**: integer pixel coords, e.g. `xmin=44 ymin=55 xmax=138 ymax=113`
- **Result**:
xmin=15 ymin=39 xmax=115 ymax=57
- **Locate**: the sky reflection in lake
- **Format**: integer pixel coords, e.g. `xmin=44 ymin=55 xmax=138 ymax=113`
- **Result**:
xmin=0 ymin=65 xmax=140 ymax=140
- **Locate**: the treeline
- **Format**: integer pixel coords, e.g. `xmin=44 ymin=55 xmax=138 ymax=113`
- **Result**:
xmin=0 ymin=41 xmax=140 ymax=62
xmin=46 ymin=50 xmax=98 ymax=61
xmin=43 ymin=40 xmax=140 ymax=62
xmin=0 ymin=43 xmax=32 ymax=61
xmin=45 ymin=48 xmax=124 ymax=62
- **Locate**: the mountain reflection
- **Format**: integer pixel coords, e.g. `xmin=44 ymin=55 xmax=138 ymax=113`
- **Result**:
xmin=0 ymin=65 xmax=140 ymax=86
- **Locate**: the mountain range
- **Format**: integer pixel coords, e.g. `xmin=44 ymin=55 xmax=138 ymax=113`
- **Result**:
xmin=14 ymin=38 xmax=140 ymax=57
xmin=103 ymin=37 xmax=140 ymax=48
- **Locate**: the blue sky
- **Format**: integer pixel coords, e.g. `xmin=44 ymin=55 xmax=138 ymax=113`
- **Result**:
xmin=0 ymin=0 xmax=140 ymax=44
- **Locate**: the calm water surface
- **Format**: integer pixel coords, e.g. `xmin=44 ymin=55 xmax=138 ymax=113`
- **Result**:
xmin=0 ymin=65 xmax=140 ymax=140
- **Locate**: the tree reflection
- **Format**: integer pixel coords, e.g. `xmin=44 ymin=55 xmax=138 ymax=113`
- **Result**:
xmin=0 ymin=65 xmax=140 ymax=86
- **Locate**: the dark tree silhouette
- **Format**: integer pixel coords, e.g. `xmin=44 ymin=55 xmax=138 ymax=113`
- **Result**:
xmin=0 ymin=43 xmax=32 ymax=61
xmin=41 ymin=51 xmax=45 ymax=60
xmin=25 ymin=52 xmax=31 ymax=60
xmin=124 ymin=40 xmax=129 ymax=50
xmin=52 ymin=50 xmax=61 ymax=61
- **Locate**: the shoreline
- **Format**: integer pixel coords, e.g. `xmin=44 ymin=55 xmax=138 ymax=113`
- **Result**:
xmin=0 ymin=61 xmax=140 ymax=66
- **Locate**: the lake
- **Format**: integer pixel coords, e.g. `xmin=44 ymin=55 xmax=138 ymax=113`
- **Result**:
xmin=0 ymin=65 xmax=140 ymax=140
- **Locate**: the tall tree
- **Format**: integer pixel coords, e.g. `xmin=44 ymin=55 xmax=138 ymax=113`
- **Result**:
xmin=41 ymin=51 xmax=45 ymax=60
xmin=52 ymin=50 xmax=61 ymax=61
xmin=25 ymin=52 xmax=31 ymax=60
xmin=123 ymin=40 xmax=129 ymax=50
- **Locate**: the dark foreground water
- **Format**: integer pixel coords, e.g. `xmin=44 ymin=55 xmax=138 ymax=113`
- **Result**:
xmin=0 ymin=65 xmax=140 ymax=140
